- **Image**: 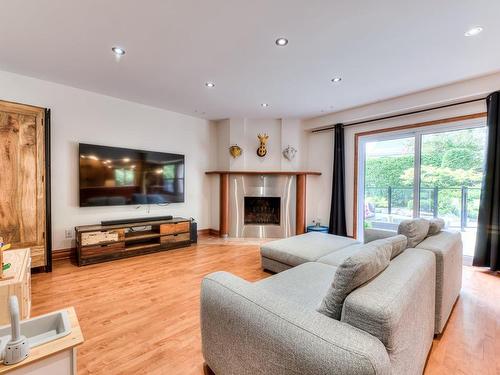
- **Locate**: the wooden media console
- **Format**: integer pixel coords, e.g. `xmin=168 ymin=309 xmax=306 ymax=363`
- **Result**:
xmin=75 ymin=217 xmax=192 ymax=266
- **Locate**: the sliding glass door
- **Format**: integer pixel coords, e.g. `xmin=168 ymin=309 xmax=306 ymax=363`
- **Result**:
xmin=362 ymin=136 xmax=416 ymax=231
xmin=358 ymin=122 xmax=486 ymax=256
xmin=419 ymin=128 xmax=486 ymax=255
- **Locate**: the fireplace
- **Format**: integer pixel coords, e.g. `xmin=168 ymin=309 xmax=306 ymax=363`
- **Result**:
xmin=228 ymin=174 xmax=295 ymax=238
xmin=206 ymin=170 xmax=321 ymax=238
xmin=244 ymin=197 xmax=280 ymax=225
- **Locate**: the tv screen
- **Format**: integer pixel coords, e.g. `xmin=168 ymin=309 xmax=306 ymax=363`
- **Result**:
xmin=79 ymin=143 xmax=185 ymax=207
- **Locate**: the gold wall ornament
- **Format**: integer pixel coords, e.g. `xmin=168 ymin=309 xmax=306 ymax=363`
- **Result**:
xmin=256 ymin=133 xmax=269 ymax=157
xmin=229 ymin=144 xmax=242 ymax=159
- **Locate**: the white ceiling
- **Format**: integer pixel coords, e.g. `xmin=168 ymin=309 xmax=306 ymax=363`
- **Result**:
xmin=1 ymin=0 xmax=499 ymax=120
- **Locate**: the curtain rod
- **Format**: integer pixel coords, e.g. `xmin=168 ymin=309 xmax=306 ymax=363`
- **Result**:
xmin=311 ymin=96 xmax=487 ymax=133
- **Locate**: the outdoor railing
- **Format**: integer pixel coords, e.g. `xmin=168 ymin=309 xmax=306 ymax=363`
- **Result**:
xmin=365 ymin=186 xmax=481 ymax=230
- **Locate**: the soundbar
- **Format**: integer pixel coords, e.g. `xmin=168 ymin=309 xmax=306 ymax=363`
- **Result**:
xmin=101 ymin=215 xmax=174 ymax=226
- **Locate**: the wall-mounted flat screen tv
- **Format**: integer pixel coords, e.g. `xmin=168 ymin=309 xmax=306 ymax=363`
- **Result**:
xmin=79 ymin=143 xmax=185 ymax=207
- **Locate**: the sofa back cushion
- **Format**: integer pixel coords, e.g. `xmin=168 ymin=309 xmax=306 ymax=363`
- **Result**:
xmin=427 ymin=218 xmax=445 ymax=236
xmin=398 ymin=218 xmax=430 ymax=248
xmin=317 ymin=239 xmax=392 ymax=320
xmin=385 ymin=234 xmax=408 ymax=259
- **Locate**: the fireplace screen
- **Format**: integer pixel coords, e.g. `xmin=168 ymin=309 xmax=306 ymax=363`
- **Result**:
xmin=244 ymin=196 xmax=281 ymax=225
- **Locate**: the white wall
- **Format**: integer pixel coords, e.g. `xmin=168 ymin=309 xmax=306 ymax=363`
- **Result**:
xmin=209 ymin=117 xmax=309 ymax=230
xmin=215 ymin=117 xmax=307 ymax=171
xmin=302 ymin=73 xmax=498 ymax=236
xmin=0 ymin=70 xmax=216 ymax=250
xmin=243 ymin=119 xmax=282 ymax=170
xmin=281 ymin=119 xmax=307 ymax=171
xmin=305 ymin=131 xmax=333 ymax=227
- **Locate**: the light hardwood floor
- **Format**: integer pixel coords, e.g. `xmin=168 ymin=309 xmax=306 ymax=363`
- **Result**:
xmin=31 ymin=240 xmax=499 ymax=375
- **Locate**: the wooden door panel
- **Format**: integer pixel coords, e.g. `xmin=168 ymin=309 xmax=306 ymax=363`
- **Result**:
xmin=0 ymin=101 xmax=46 ymax=267
xmin=0 ymin=111 xmax=38 ymax=246
xmin=18 ymin=113 xmax=38 ymax=245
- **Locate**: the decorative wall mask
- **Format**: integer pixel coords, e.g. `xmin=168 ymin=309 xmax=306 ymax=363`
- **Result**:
xmin=282 ymin=145 xmax=297 ymax=161
xmin=256 ymin=133 xmax=269 ymax=157
xmin=229 ymin=144 xmax=242 ymax=159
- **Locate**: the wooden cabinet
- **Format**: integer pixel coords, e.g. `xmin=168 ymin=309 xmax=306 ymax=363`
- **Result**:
xmin=160 ymin=232 xmax=191 ymax=245
xmin=160 ymin=222 xmax=190 ymax=235
xmin=0 ymin=100 xmax=51 ymax=270
xmin=75 ymin=218 xmax=192 ymax=266
xmin=0 ymin=248 xmax=31 ymax=325
xmin=80 ymin=242 xmax=126 ymax=259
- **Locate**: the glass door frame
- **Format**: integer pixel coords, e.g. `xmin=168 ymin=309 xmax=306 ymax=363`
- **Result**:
xmin=356 ymin=121 xmax=486 ymax=241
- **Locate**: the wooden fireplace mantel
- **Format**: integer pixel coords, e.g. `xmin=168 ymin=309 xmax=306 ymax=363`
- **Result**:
xmin=206 ymin=171 xmax=322 ymax=237
xmin=205 ymin=171 xmax=321 ymax=176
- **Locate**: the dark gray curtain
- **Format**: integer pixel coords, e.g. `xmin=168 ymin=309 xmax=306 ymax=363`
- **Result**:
xmin=473 ymin=91 xmax=500 ymax=271
xmin=329 ymin=124 xmax=347 ymax=236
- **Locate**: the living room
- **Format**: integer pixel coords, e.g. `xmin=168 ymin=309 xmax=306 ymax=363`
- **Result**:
xmin=0 ymin=1 xmax=498 ymax=374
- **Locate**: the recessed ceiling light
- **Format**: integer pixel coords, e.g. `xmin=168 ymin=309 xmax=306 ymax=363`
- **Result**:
xmin=205 ymin=82 xmax=215 ymax=88
xmin=112 ymin=46 xmax=126 ymax=56
xmin=464 ymin=26 xmax=483 ymax=37
xmin=331 ymin=77 xmax=342 ymax=83
xmin=275 ymin=38 xmax=288 ymax=46
xmin=261 ymin=103 xmax=270 ymax=108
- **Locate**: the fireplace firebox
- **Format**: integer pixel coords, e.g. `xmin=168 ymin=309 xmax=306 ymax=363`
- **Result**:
xmin=244 ymin=197 xmax=280 ymax=225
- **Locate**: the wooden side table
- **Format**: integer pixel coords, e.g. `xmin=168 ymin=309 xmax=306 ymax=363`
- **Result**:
xmin=0 ymin=248 xmax=31 ymax=325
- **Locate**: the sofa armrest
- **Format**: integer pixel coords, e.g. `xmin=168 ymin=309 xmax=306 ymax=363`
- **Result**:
xmin=364 ymin=229 xmax=397 ymax=243
xmin=342 ymin=249 xmax=435 ymax=375
xmin=201 ymin=271 xmax=391 ymax=375
xmin=416 ymin=230 xmax=463 ymax=333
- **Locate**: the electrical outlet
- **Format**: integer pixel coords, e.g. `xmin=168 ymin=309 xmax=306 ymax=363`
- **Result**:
xmin=65 ymin=229 xmax=73 ymax=239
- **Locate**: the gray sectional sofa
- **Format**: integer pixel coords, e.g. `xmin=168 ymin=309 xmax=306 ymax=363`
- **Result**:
xmin=200 ymin=219 xmax=462 ymax=375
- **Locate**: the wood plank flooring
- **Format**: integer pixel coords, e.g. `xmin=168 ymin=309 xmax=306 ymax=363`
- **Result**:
xmin=31 ymin=240 xmax=499 ymax=375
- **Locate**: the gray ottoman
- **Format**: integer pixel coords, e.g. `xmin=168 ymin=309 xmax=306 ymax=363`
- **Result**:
xmin=260 ymin=232 xmax=360 ymax=273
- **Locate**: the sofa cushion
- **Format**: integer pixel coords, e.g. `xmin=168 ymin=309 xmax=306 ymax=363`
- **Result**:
xmin=386 ymin=235 xmax=408 ymax=259
xmin=317 ymin=244 xmax=364 ymax=267
xmin=318 ymin=236 xmax=408 ymax=268
xmin=427 ymin=218 xmax=445 ymax=236
xmin=364 ymin=228 xmax=397 ymax=243
xmin=398 ymin=218 xmax=430 ymax=248
xmin=260 ymin=232 xmax=360 ymax=267
xmin=255 ymin=262 xmax=337 ymax=307
xmin=317 ymin=239 xmax=392 ymax=320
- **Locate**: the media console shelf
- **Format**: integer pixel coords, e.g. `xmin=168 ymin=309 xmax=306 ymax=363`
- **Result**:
xmin=75 ymin=217 xmax=192 ymax=266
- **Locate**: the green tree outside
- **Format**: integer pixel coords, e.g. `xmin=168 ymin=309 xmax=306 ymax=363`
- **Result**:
xmin=365 ymin=128 xmax=485 ymax=219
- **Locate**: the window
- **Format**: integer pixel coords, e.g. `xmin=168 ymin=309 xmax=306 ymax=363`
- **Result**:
xmin=357 ymin=117 xmax=487 ymax=256
xmin=114 ymin=168 xmax=135 ymax=186
xmin=162 ymin=163 xmax=184 ymax=194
